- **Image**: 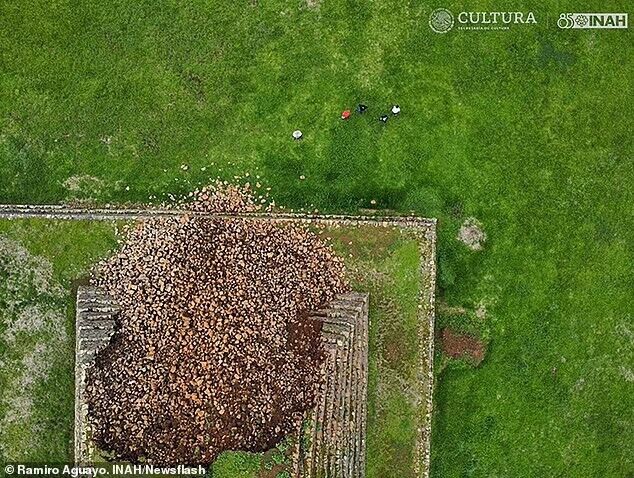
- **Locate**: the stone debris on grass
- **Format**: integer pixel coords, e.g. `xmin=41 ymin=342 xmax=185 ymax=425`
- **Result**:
xmin=437 ymin=302 xmax=467 ymax=316
xmin=85 ymin=183 xmax=349 ymax=465
xmin=457 ymin=217 xmax=486 ymax=251
xmin=62 ymin=175 xmax=106 ymax=204
xmin=475 ymin=302 xmax=487 ymax=321
xmin=187 ymin=182 xmax=263 ymax=213
xmin=615 ymin=321 xmax=634 ymax=345
xmin=304 ymin=0 xmax=320 ymax=10
xmin=0 ymin=236 xmax=67 ymax=461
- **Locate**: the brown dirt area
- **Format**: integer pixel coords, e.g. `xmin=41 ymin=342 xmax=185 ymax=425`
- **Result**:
xmin=441 ymin=328 xmax=486 ymax=365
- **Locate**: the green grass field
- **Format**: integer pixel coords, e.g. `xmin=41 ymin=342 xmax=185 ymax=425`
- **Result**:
xmin=1 ymin=0 xmax=632 ymax=476
xmin=0 ymin=220 xmax=118 ymax=463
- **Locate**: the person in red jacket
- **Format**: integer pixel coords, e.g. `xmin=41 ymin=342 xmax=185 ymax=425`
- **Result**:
xmin=341 ymin=109 xmax=351 ymax=120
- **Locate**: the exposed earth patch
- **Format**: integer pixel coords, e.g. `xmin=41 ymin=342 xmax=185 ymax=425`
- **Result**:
xmin=440 ymin=328 xmax=487 ymax=366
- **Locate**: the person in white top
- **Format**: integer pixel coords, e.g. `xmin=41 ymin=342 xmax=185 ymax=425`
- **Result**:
xmin=292 ymin=130 xmax=303 ymax=140
xmin=391 ymin=105 xmax=401 ymax=115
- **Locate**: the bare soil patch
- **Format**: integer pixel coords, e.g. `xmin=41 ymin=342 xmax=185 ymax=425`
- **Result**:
xmin=441 ymin=328 xmax=486 ymax=365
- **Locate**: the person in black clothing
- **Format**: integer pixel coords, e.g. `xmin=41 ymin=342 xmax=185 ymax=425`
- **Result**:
xmin=356 ymin=104 xmax=368 ymax=114
xmin=379 ymin=114 xmax=389 ymax=123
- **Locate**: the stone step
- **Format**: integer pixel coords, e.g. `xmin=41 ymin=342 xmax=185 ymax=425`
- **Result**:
xmin=335 ymin=330 xmax=354 ymax=477
xmin=75 ymin=285 xmax=120 ymax=465
xmin=319 ymin=347 xmax=338 ymax=477
xmin=310 ymin=336 xmax=350 ymax=478
xmin=307 ymin=346 xmax=336 ymax=478
xmin=78 ymin=327 xmax=114 ymax=340
xmin=79 ymin=310 xmax=118 ymax=320
xmin=317 ymin=334 xmax=353 ymax=476
xmin=78 ymin=349 xmax=99 ymax=365
xmin=338 ymin=328 xmax=357 ymax=477
xmin=297 ymin=292 xmax=369 ymax=478
xmin=326 ymin=335 xmax=350 ymax=477
xmin=79 ymin=337 xmax=112 ymax=353
xmin=76 ymin=289 xmax=117 ymax=302
xmin=356 ymin=295 xmax=369 ymax=478
xmin=78 ymin=318 xmax=116 ymax=330
xmin=334 ymin=318 xmax=362 ymax=478
xmin=321 ymin=343 xmax=340 ymax=476
xmin=76 ymin=301 xmax=119 ymax=311
xmin=76 ymin=288 xmax=119 ymax=309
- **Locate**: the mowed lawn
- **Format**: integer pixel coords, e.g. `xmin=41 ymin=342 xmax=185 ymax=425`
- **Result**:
xmin=0 ymin=0 xmax=632 ymax=477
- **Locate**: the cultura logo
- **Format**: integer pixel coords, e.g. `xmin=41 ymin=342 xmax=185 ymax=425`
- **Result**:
xmin=430 ymin=8 xmax=537 ymax=33
xmin=558 ymin=13 xmax=628 ymax=29
xmin=429 ymin=8 xmax=454 ymax=33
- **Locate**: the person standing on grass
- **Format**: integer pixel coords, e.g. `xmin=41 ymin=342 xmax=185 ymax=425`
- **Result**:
xmin=356 ymin=104 xmax=368 ymax=114
xmin=391 ymin=104 xmax=401 ymax=115
xmin=341 ymin=110 xmax=351 ymax=120
xmin=379 ymin=114 xmax=389 ymax=123
xmin=292 ymin=130 xmax=303 ymax=140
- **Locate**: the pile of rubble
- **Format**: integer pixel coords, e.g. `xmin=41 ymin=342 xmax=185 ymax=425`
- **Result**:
xmin=85 ymin=184 xmax=348 ymax=465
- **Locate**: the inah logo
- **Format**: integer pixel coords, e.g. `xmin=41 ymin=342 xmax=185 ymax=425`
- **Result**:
xmin=575 ymin=15 xmax=589 ymax=27
xmin=429 ymin=8 xmax=454 ymax=33
xmin=558 ymin=13 xmax=628 ymax=29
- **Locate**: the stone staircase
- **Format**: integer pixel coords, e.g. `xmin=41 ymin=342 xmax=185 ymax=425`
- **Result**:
xmin=294 ymin=292 xmax=369 ymax=478
xmin=74 ymin=285 xmax=118 ymax=463
xmin=74 ymin=287 xmax=369 ymax=477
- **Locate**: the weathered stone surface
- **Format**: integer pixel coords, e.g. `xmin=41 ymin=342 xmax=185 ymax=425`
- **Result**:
xmin=74 ymin=286 xmax=118 ymax=464
xmin=296 ymin=292 xmax=369 ymax=478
